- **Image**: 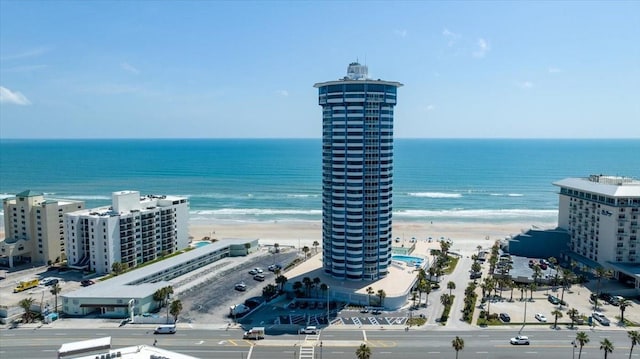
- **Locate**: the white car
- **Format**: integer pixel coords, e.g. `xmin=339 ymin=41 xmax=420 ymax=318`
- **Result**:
xmin=534 ymin=313 xmax=547 ymax=322
xmin=299 ymin=326 xmax=318 ymax=334
xmin=510 ymin=335 xmax=530 ymax=345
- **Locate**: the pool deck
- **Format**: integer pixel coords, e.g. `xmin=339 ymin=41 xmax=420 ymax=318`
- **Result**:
xmin=282 ymin=239 xmax=450 ymax=309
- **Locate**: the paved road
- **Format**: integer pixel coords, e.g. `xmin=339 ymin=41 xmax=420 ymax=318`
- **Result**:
xmin=2 ymin=326 xmax=638 ymax=359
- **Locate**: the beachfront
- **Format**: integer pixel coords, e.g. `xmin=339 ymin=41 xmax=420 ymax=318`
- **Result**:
xmin=187 ymin=219 xmax=559 ymax=256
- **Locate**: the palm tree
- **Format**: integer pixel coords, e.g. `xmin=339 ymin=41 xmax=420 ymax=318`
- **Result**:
xmin=424 ymin=281 xmax=432 ymax=308
xmin=302 ymin=277 xmax=312 ymax=297
xmin=313 ymin=277 xmax=322 ymax=297
xmin=447 ymin=281 xmax=456 ymax=296
xmin=593 ymin=267 xmax=612 ymax=296
xmin=551 ymin=309 xmax=563 ymax=329
xmin=377 ymin=289 xmax=386 ymax=308
xmin=273 ymin=242 xmax=280 ymax=253
xmin=355 ymin=343 xmax=371 ymax=359
xmin=49 ymin=283 xmax=62 ymax=313
xmin=600 ymin=338 xmax=614 ymax=359
xmin=301 ymin=246 xmax=310 ymax=260
xmin=452 ymin=336 xmax=464 ymax=359
xmin=366 ymin=286 xmax=374 ymax=306
xmin=528 ymin=283 xmax=537 ymax=301
xmin=628 ymin=330 xmax=640 ymax=359
xmin=275 ymin=275 xmax=288 ymax=292
xmin=532 ymin=264 xmax=542 ymax=286
xmin=567 ymin=308 xmax=579 ymax=329
xmin=312 ymin=240 xmax=319 ymax=254
xmin=19 ymin=297 xmax=35 ymax=323
xmin=575 ymin=332 xmax=590 ymax=359
xmin=169 ymin=299 xmax=182 ymax=323
xmin=619 ymin=299 xmax=632 ymax=323
xmin=292 ymin=281 xmax=303 ymax=296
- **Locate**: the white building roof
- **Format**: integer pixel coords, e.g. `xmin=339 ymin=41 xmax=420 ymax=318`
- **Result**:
xmin=63 ymin=238 xmax=253 ymax=299
xmin=553 ymin=175 xmax=640 ymax=197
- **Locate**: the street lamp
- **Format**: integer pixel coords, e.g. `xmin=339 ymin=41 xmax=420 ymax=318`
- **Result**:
xmin=519 ymin=297 xmax=528 ymax=334
xmin=572 ymin=340 xmax=577 ymax=359
xmin=320 ymin=341 xmax=323 ymax=359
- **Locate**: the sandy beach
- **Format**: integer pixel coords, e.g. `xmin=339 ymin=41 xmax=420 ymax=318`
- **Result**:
xmin=188 ymin=219 xmax=558 ymax=255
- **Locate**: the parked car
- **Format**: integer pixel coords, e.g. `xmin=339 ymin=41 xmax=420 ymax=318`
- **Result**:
xmin=235 ymin=282 xmax=247 ymax=291
xmin=470 ymin=272 xmax=482 ymax=279
xmin=592 ymin=312 xmax=610 ymax=326
xmin=499 ymin=313 xmax=511 ymax=322
xmin=534 ymin=313 xmax=547 ymax=322
xmin=80 ymin=279 xmax=95 ymax=287
xmin=267 ymin=264 xmax=282 ymax=272
xmin=510 ymin=335 xmax=530 ymax=345
xmin=253 ymin=274 xmax=265 ymax=281
xmin=548 ymin=295 xmax=560 ymax=304
xmin=41 ymin=278 xmax=59 ymax=286
xmin=609 ymin=295 xmax=624 ymax=306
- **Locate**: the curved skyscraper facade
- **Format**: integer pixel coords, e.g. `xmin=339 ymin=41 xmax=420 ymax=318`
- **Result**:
xmin=314 ymin=62 xmax=402 ymax=281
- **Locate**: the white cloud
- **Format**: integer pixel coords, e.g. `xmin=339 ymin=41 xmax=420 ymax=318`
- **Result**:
xmin=394 ymin=29 xmax=408 ymax=38
xmin=121 ymin=62 xmax=140 ymax=74
xmin=548 ymin=67 xmax=562 ymax=73
xmin=442 ymin=28 xmax=461 ymax=46
xmin=0 ymin=46 xmax=50 ymax=61
xmin=0 ymin=86 xmax=31 ymax=105
xmin=473 ymin=38 xmax=490 ymax=58
xmin=276 ymin=90 xmax=289 ymax=97
xmin=517 ymin=81 xmax=534 ymax=89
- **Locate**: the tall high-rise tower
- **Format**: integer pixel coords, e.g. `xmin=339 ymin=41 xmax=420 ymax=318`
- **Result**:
xmin=314 ymin=62 xmax=403 ymax=281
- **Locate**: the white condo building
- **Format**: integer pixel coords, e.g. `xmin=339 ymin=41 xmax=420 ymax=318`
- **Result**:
xmin=314 ymin=62 xmax=402 ymax=281
xmin=554 ymin=175 xmax=640 ymax=264
xmin=64 ymin=191 xmax=189 ymax=274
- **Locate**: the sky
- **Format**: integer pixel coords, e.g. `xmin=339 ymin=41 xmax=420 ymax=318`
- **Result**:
xmin=0 ymin=1 xmax=638 ymax=139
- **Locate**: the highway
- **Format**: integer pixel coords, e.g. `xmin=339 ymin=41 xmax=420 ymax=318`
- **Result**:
xmin=1 ymin=327 xmax=637 ymax=359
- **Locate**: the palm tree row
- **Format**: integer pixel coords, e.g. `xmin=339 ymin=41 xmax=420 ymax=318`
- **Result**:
xmin=574 ymin=331 xmax=640 ymax=359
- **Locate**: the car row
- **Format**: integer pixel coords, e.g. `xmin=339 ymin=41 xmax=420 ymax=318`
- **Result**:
xmin=591 ymin=292 xmax=625 ymax=306
xmin=248 ymin=268 xmax=263 ymax=275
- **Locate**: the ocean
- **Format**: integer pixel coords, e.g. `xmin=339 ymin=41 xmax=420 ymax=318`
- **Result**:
xmin=1 ymin=139 xmax=638 ymax=227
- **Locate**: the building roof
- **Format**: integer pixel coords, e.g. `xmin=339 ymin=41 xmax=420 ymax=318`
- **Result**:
xmin=553 ymin=176 xmax=640 ymax=197
xmin=15 ymin=190 xmax=42 ymax=198
xmin=63 ymin=238 xmax=255 ymax=299
xmin=314 ymin=79 xmax=403 ymax=88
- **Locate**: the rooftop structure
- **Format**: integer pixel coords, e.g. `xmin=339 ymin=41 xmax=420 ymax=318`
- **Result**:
xmin=314 ymin=63 xmax=402 ymax=281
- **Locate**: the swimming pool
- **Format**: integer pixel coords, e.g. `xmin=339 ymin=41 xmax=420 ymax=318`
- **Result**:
xmin=194 ymin=241 xmax=211 ymax=248
xmin=392 ymin=255 xmax=424 ymax=266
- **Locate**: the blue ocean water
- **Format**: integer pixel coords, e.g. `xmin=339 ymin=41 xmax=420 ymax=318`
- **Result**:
xmin=1 ymin=139 xmax=638 ymax=226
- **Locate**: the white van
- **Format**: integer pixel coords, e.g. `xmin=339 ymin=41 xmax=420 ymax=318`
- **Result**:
xmin=154 ymin=324 xmax=176 ymax=334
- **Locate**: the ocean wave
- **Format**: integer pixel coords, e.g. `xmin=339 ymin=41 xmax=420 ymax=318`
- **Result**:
xmin=407 ymin=192 xmax=463 ymax=199
xmin=191 ymin=208 xmax=323 ymax=216
xmin=0 ymin=193 xmax=14 ymax=200
xmin=396 ymin=209 xmax=557 ymax=220
xmin=489 ymin=193 xmax=524 ymax=197
xmin=286 ymin=194 xmax=320 ymax=198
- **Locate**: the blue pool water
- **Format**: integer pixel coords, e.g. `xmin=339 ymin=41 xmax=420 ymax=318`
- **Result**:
xmin=392 ymin=255 xmax=424 ymax=266
xmin=194 ymin=241 xmax=210 ymax=248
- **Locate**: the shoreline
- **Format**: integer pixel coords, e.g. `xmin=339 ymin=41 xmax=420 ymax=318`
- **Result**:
xmin=188 ymin=219 xmax=558 ymax=254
